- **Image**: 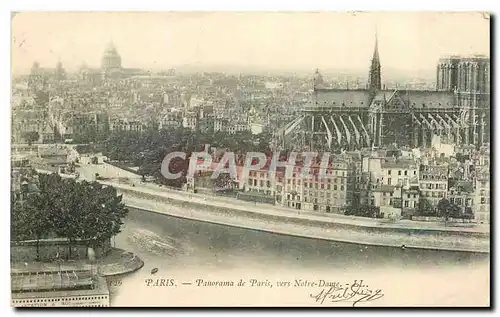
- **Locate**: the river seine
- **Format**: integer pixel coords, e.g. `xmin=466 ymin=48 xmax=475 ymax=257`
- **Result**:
xmin=106 ymin=207 xmax=490 ymax=306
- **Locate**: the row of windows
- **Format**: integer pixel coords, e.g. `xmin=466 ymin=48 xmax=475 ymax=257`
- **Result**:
xmin=385 ymin=178 xmax=410 ymax=186
xmin=304 ymin=191 xmax=346 ymax=199
xmin=247 ymin=188 xmax=272 ymax=195
xmin=248 ymin=178 xmax=348 ymax=189
xmin=421 ymin=174 xmax=447 ymax=180
xmin=248 ymin=179 xmax=272 ymax=188
xmin=449 ymin=197 xmax=472 ymax=206
xmin=303 ymin=184 xmax=346 ymax=192
xmin=387 ymin=170 xmax=416 ymax=176
xmin=303 ymin=182 xmax=347 ymax=190
xmin=303 ymin=197 xmax=345 ymax=205
xmin=380 ymin=198 xmax=415 ymax=208
xmin=248 ymin=171 xmax=347 ymax=178
xmin=423 ymin=183 xmax=447 ymax=190
xmin=304 ymin=178 xmax=346 ymax=185
xmin=421 ymin=191 xmax=445 ymax=198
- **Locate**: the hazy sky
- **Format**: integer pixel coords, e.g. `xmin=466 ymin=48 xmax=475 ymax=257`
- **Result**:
xmin=11 ymin=12 xmax=490 ymax=74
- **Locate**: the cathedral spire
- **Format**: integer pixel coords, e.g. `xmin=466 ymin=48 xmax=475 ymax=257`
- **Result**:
xmin=373 ymin=29 xmax=379 ymax=62
xmin=368 ymin=30 xmax=381 ymax=91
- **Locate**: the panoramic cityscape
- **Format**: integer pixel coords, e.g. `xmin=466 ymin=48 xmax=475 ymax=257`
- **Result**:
xmin=10 ymin=12 xmax=490 ymax=307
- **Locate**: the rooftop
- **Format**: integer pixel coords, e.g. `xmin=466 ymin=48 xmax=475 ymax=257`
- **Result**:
xmin=11 ymin=270 xmax=95 ymax=293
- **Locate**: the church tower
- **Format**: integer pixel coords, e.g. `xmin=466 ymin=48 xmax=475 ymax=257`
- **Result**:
xmin=368 ymin=32 xmax=381 ymax=91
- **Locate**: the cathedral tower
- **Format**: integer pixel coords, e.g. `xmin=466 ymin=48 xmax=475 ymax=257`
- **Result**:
xmin=368 ymin=32 xmax=381 ymax=91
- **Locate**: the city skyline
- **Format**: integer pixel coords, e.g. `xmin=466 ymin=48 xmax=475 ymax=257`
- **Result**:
xmin=12 ymin=12 xmax=490 ymax=76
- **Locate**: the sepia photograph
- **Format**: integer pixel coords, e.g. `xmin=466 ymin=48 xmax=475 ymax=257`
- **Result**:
xmin=9 ymin=11 xmax=491 ymax=307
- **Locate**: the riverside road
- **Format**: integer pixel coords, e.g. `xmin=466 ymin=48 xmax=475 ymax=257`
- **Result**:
xmin=67 ymin=157 xmax=490 ymax=306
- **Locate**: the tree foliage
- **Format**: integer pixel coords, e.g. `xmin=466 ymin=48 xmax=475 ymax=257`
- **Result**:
xmin=417 ymin=198 xmax=436 ymax=216
xmin=22 ymin=131 xmax=39 ymax=145
xmin=344 ymin=205 xmax=381 ymax=218
xmin=100 ymin=126 xmax=272 ymax=188
xmin=11 ymin=172 xmax=129 ymax=257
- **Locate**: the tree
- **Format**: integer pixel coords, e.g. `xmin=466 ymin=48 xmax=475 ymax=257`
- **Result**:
xmin=11 ymin=187 xmax=53 ymax=260
xmin=344 ymin=204 xmax=380 ymax=218
xmin=418 ymin=198 xmax=435 ymax=216
xmin=48 ymin=178 xmax=85 ymax=258
xmin=449 ymin=203 xmax=462 ymax=219
xmin=23 ymin=131 xmax=39 ymax=146
xmin=12 ymin=172 xmax=130 ymax=260
xmin=78 ymin=182 xmax=128 ymax=249
xmin=437 ymin=198 xmax=451 ymax=220
xmin=212 ymin=173 xmax=235 ymax=192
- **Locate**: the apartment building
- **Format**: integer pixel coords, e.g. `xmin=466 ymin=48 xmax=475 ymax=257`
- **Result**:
xmin=474 ymin=166 xmax=490 ymax=223
xmin=419 ymin=163 xmax=449 ymax=206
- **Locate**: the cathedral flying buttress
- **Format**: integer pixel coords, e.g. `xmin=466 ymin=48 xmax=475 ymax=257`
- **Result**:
xmin=279 ymin=34 xmax=490 ymax=152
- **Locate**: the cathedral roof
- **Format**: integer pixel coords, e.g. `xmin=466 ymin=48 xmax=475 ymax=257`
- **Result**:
xmin=397 ymin=90 xmax=456 ymax=109
xmin=313 ymin=89 xmax=372 ymax=107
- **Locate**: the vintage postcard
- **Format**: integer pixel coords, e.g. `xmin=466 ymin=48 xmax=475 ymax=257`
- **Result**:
xmin=10 ymin=12 xmax=490 ymax=307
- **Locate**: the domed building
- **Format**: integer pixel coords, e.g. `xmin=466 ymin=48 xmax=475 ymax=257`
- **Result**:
xmin=101 ymin=41 xmax=122 ymax=71
xmin=313 ymin=68 xmax=325 ymax=89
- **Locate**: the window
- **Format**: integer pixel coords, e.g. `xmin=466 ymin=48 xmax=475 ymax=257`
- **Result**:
xmin=340 ymin=185 xmax=344 ymax=191
xmin=388 ymin=170 xmax=392 ymax=175
xmin=388 ymin=178 xmax=392 ymax=185
xmin=334 ymin=185 xmax=337 ymax=190
xmin=404 ymin=170 xmax=408 ymax=176
xmin=414 ymin=171 xmax=417 ymax=175
xmin=398 ymin=171 xmax=401 ymax=176
xmin=404 ymin=201 xmax=409 ymax=207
